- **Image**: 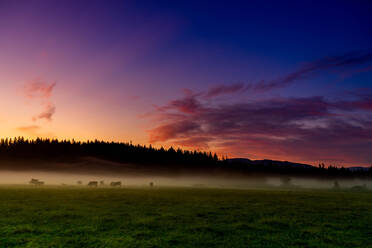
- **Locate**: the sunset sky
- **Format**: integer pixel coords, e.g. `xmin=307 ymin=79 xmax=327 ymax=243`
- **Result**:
xmin=1 ymin=0 xmax=372 ymax=166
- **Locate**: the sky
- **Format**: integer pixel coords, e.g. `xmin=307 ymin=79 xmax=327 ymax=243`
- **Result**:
xmin=0 ymin=0 xmax=372 ymax=166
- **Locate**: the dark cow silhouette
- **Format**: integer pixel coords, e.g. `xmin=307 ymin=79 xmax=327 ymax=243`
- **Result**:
xmin=333 ymin=181 xmax=340 ymax=190
xmin=29 ymin=178 xmax=44 ymax=186
xmin=280 ymin=177 xmax=292 ymax=187
xmin=110 ymin=181 xmax=122 ymax=187
xmin=88 ymin=181 xmax=98 ymax=187
xmin=149 ymin=182 xmax=154 ymax=187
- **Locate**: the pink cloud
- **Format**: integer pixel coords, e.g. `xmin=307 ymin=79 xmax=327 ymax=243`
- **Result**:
xmin=25 ymin=80 xmax=56 ymax=99
xmin=32 ymin=103 xmax=56 ymax=122
xmin=24 ymin=79 xmax=57 ymax=122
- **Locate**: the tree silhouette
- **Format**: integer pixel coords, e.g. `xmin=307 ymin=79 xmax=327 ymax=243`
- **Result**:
xmin=0 ymin=137 xmax=370 ymax=178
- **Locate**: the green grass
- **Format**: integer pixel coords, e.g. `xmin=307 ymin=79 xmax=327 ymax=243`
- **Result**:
xmin=0 ymin=186 xmax=370 ymax=248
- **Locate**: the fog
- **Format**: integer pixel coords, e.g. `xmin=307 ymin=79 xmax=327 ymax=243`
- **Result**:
xmin=0 ymin=170 xmax=370 ymax=190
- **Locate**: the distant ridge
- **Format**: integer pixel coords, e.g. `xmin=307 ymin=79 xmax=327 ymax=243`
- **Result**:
xmin=228 ymin=158 xmax=370 ymax=170
xmin=227 ymin=158 xmax=314 ymax=169
xmin=347 ymin=167 xmax=370 ymax=172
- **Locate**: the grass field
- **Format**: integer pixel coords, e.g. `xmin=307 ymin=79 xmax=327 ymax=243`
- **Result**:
xmin=0 ymin=186 xmax=371 ymax=248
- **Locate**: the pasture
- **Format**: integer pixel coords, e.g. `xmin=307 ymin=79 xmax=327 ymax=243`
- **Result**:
xmin=0 ymin=186 xmax=370 ymax=248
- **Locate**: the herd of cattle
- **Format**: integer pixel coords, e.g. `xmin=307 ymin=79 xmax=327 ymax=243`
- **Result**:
xmin=87 ymin=181 xmax=122 ymax=187
xmin=29 ymin=178 xmax=155 ymax=188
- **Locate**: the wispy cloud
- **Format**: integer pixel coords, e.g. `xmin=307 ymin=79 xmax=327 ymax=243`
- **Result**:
xmin=25 ymin=81 xmax=56 ymax=99
xmin=204 ymin=83 xmax=248 ymax=98
xmin=17 ymin=125 xmax=54 ymax=138
xmin=24 ymin=79 xmax=57 ymax=121
xmin=17 ymin=125 xmax=40 ymax=133
xmin=250 ymin=50 xmax=372 ymax=92
xmin=32 ymin=103 xmax=56 ymax=122
xmin=16 ymin=125 xmax=41 ymax=137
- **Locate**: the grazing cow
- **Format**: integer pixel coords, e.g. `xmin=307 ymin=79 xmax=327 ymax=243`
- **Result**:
xmin=110 ymin=181 xmax=122 ymax=187
xmin=333 ymin=181 xmax=340 ymax=190
xmin=36 ymin=181 xmax=45 ymax=186
xmin=280 ymin=177 xmax=292 ymax=187
xmin=88 ymin=181 xmax=98 ymax=187
xmin=29 ymin=178 xmax=44 ymax=186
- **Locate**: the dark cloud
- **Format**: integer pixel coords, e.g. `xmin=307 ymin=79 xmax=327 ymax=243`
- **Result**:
xmin=148 ymin=120 xmax=200 ymax=143
xmin=204 ymin=83 xmax=247 ymax=98
xmin=251 ymin=51 xmax=372 ymax=92
xmin=165 ymin=96 xmax=202 ymax=114
xmin=154 ymin=83 xmax=248 ymax=115
xmin=148 ymin=92 xmax=372 ymax=166
xmin=148 ymin=51 xmax=372 ymax=165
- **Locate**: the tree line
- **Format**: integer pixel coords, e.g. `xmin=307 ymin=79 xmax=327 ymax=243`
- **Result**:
xmin=0 ymin=137 xmax=219 ymax=166
xmin=0 ymin=137 xmax=371 ymax=178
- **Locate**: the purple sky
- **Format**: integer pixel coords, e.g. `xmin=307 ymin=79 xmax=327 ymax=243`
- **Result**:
xmin=1 ymin=0 xmax=372 ymax=166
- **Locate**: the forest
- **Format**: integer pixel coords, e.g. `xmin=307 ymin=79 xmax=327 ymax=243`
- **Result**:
xmin=0 ymin=137 xmax=371 ymax=178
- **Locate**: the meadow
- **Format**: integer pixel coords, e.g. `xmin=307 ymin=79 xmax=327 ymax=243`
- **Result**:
xmin=0 ymin=186 xmax=370 ymax=248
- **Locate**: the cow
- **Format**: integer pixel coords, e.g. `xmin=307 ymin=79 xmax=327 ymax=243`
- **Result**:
xmin=333 ymin=181 xmax=340 ymax=190
xmin=88 ymin=181 xmax=98 ymax=187
xmin=149 ymin=182 xmax=154 ymax=187
xmin=36 ymin=181 xmax=44 ymax=186
xmin=29 ymin=178 xmax=44 ymax=186
xmin=110 ymin=181 xmax=122 ymax=187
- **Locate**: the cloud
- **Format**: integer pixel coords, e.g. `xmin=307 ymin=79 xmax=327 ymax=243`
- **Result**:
xmin=25 ymin=81 xmax=56 ymax=99
xmin=148 ymin=89 xmax=372 ymax=166
xmin=204 ymin=83 xmax=247 ymax=98
xmin=165 ymin=95 xmax=202 ymax=114
xmin=32 ymin=103 xmax=56 ymax=122
xmin=24 ymin=79 xmax=57 ymax=122
xmin=250 ymin=51 xmax=372 ymax=92
xmin=17 ymin=125 xmax=40 ymax=133
xmin=16 ymin=125 xmax=41 ymax=137
xmin=173 ymin=136 xmax=212 ymax=149
xmin=16 ymin=125 xmax=54 ymax=138
xmin=148 ymin=120 xmax=200 ymax=143
xmin=146 ymin=50 xmax=372 ymax=165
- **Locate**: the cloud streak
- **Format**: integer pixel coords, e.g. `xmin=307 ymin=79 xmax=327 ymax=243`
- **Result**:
xmin=250 ymin=51 xmax=372 ymax=92
xmin=204 ymin=83 xmax=248 ymax=98
xmin=32 ymin=103 xmax=56 ymax=122
xmin=17 ymin=125 xmax=40 ymax=133
xmin=25 ymin=81 xmax=56 ymax=99
xmin=24 ymin=80 xmax=57 ymax=121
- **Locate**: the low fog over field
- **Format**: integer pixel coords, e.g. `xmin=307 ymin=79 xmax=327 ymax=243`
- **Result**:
xmin=0 ymin=169 xmax=371 ymax=191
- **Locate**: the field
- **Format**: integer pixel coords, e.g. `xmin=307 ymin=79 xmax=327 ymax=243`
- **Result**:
xmin=0 ymin=186 xmax=371 ymax=248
